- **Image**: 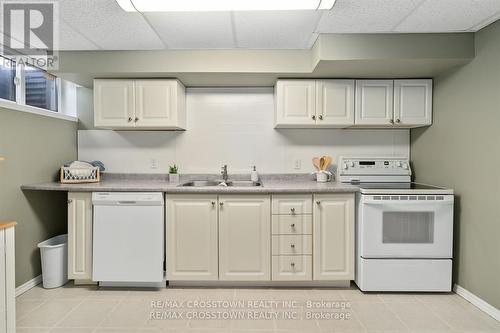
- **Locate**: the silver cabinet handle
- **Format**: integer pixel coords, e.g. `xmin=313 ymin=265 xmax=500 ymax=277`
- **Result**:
xmin=211 ymin=201 xmax=216 ymax=206
xmin=389 ymin=119 xmax=394 ymax=124
xmin=312 ymin=115 xmax=316 ymax=120
xmin=135 ymin=117 xmax=139 ymax=122
xmin=290 ymin=207 xmax=295 ymax=214
xmin=290 ymin=244 xmax=295 ymax=249
xmin=67 ymin=199 xmax=72 ymax=204
xmin=128 ymin=117 xmax=133 ymax=122
xmin=290 ymin=223 xmax=295 ymax=228
xmin=395 ymin=118 xmax=401 ymax=123
xmin=318 ymin=115 xmax=323 ymax=120
xmin=316 ymin=200 xmax=321 ymax=205
xmin=290 ymin=262 xmax=295 ymax=267
xmin=219 ymin=202 xmax=224 ymax=206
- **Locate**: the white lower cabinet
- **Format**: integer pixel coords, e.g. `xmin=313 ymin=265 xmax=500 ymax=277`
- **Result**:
xmin=313 ymin=194 xmax=355 ymax=281
xmin=166 ymin=195 xmax=218 ymax=280
xmin=67 ymin=192 xmax=93 ymax=280
xmin=218 ymin=195 xmax=271 ymax=281
xmin=168 ymin=192 xmax=355 ymax=284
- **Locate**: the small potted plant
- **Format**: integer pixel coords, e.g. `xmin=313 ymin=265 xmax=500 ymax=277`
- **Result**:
xmin=169 ymin=164 xmax=179 ymax=183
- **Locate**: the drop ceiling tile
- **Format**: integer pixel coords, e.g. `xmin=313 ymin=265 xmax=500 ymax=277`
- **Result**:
xmin=144 ymin=12 xmax=235 ymax=49
xmin=233 ymin=11 xmax=321 ymax=49
xmin=395 ymin=0 xmax=500 ymax=32
xmin=59 ymin=21 xmax=99 ymax=50
xmin=317 ymin=0 xmax=423 ymax=33
xmin=59 ymin=0 xmax=164 ymax=50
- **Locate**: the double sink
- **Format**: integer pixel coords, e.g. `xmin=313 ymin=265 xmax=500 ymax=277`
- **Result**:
xmin=180 ymin=180 xmax=262 ymax=187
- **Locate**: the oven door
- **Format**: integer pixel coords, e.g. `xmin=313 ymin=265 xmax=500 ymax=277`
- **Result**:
xmin=359 ymin=194 xmax=454 ymax=258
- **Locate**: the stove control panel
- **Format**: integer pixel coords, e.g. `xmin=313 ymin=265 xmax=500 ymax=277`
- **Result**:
xmin=339 ymin=157 xmax=412 ymax=183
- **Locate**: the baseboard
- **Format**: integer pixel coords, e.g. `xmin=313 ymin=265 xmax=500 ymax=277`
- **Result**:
xmin=454 ymin=284 xmax=500 ymax=322
xmin=16 ymin=274 xmax=42 ymax=297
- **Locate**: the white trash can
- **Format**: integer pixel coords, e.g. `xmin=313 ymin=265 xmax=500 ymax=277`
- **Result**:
xmin=37 ymin=234 xmax=68 ymax=289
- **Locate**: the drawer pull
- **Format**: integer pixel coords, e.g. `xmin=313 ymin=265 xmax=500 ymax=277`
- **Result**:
xmin=290 ymin=262 xmax=295 ymax=267
xmin=316 ymin=200 xmax=321 ymax=205
xmin=290 ymin=223 xmax=295 ymax=228
xmin=290 ymin=207 xmax=295 ymax=214
xmin=290 ymin=244 xmax=295 ymax=249
xmin=211 ymin=201 xmax=216 ymax=206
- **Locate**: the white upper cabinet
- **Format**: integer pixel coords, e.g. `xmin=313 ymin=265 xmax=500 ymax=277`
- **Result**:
xmin=94 ymin=80 xmax=135 ymax=128
xmin=94 ymin=79 xmax=186 ymax=130
xmin=394 ymin=79 xmax=432 ymax=127
xmin=275 ymin=79 xmax=355 ymax=128
xmin=354 ymin=79 xmax=433 ymax=128
xmin=275 ymin=80 xmax=316 ymax=126
xmin=316 ymin=80 xmax=355 ymax=127
xmin=355 ymin=80 xmax=394 ymax=126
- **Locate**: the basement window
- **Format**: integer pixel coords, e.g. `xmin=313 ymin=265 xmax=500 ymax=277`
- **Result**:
xmin=0 ymin=54 xmax=77 ymax=121
xmin=0 ymin=56 xmax=16 ymax=102
xmin=24 ymin=65 xmax=58 ymax=112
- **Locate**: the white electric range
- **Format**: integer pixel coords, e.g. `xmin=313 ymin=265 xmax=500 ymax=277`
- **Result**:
xmin=339 ymin=157 xmax=454 ymax=292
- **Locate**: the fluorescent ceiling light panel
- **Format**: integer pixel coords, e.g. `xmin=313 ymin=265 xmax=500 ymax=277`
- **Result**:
xmin=117 ymin=0 xmax=336 ymax=12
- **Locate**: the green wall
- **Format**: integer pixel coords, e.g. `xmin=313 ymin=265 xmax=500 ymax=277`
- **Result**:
xmin=411 ymin=21 xmax=500 ymax=309
xmin=0 ymin=108 xmax=77 ymax=286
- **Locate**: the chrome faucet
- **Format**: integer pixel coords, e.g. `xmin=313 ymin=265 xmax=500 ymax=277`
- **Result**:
xmin=221 ymin=165 xmax=228 ymax=183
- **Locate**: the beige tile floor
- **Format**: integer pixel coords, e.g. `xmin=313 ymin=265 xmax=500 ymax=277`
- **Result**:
xmin=16 ymin=282 xmax=500 ymax=333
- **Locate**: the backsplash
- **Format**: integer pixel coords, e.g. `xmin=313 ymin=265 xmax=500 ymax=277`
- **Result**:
xmin=78 ymin=87 xmax=409 ymax=174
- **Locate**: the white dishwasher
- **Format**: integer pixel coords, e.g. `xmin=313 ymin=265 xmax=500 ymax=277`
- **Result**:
xmin=92 ymin=192 xmax=164 ymax=286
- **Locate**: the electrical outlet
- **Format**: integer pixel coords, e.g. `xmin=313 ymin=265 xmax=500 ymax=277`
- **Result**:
xmin=150 ymin=158 xmax=158 ymax=169
xmin=293 ymin=159 xmax=301 ymax=170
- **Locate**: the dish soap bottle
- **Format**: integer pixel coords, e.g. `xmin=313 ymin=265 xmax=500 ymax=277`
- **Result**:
xmin=251 ymin=166 xmax=259 ymax=182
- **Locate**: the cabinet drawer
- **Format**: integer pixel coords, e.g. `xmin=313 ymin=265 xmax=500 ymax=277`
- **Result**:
xmin=272 ymin=195 xmax=312 ymax=215
xmin=272 ymin=215 xmax=312 ymax=235
xmin=272 ymin=235 xmax=312 ymax=255
xmin=272 ymin=255 xmax=312 ymax=281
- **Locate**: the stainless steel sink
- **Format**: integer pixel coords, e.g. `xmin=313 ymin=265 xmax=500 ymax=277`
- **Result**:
xmin=180 ymin=180 xmax=262 ymax=187
xmin=180 ymin=180 xmax=222 ymax=187
xmin=226 ymin=180 xmax=262 ymax=187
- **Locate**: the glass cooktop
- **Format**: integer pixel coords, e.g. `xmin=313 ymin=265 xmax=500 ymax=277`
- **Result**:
xmin=357 ymin=182 xmax=453 ymax=195
xmin=358 ymin=183 xmax=444 ymax=190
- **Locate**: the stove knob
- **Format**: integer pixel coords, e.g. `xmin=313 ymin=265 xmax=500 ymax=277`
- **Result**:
xmin=402 ymin=163 xmax=409 ymax=170
xmin=396 ymin=161 xmax=402 ymax=167
xmin=343 ymin=162 xmax=348 ymax=170
xmin=349 ymin=161 xmax=355 ymax=167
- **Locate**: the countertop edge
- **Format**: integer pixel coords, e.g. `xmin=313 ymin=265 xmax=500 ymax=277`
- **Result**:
xmin=21 ymin=183 xmax=360 ymax=194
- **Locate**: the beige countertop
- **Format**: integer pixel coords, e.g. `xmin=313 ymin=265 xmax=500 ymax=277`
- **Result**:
xmin=22 ymin=173 xmax=359 ymax=194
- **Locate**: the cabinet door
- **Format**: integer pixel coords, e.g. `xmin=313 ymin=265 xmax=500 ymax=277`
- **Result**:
xmin=166 ymin=195 xmax=218 ymax=281
xmin=94 ymin=79 xmax=135 ymax=128
xmin=313 ymin=194 xmax=355 ymax=281
xmin=275 ymin=80 xmax=316 ymax=126
xmin=394 ymin=79 xmax=432 ymax=127
xmin=316 ymin=80 xmax=355 ymax=127
xmin=68 ymin=192 xmax=93 ymax=280
xmin=355 ymin=80 xmax=394 ymax=126
xmin=219 ymin=195 xmax=271 ymax=281
xmin=135 ymin=80 xmax=185 ymax=128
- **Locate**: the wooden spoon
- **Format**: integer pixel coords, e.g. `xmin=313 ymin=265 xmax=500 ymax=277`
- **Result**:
xmin=312 ymin=157 xmax=321 ymax=170
xmin=319 ymin=157 xmax=326 ymax=171
xmin=323 ymin=156 xmax=332 ymax=171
